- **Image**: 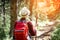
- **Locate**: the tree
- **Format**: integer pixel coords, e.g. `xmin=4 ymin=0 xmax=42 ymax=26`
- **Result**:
xmin=0 ymin=0 xmax=6 ymax=40
xmin=10 ymin=0 xmax=17 ymax=37
xmin=29 ymin=0 xmax=34 ymax=20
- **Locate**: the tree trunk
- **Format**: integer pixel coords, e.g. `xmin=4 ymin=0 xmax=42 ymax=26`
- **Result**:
xmin=10 ymin=0 xmax=17 ymax=37
xmin=29 ymin=0 xmax=34 ymax=20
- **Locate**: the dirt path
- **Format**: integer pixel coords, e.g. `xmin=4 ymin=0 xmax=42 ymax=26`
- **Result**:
xmin=32 ymin=26 xmax=54 ymax=40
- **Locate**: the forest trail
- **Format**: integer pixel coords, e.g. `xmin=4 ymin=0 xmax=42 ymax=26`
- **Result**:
xmin=32 ymin=26 xmax=54 ymax=40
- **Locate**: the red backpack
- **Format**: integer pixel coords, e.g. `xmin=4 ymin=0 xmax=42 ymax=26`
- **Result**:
xmin=13 ymin=21 xmax=28 ymax=40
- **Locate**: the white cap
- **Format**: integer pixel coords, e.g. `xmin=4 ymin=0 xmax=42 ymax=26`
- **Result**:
xmin=19 ymin=7 xmax=30 ymax=16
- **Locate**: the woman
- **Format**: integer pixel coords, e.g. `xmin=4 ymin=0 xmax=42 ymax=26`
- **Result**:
xmin=14 ymin=7 xmax=36 ymax=40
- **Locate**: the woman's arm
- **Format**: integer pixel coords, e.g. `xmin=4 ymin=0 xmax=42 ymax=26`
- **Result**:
xmin=27 ymin=21 xmax=36 ymax=36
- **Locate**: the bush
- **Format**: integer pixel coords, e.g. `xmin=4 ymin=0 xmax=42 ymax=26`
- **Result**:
xmin=51 ymin=24 xmax=60 ymax=40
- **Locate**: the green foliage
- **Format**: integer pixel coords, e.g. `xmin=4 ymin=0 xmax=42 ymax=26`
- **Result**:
xmin=56 ymin=24 xmax=60 ymax=28
xmin=51 ymin=24 xmax=60 ymax=40
xmin=0 ymin=0 xmax=10 ymax=40
xmin=0 ymin=28 xmax=6 ymax=40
